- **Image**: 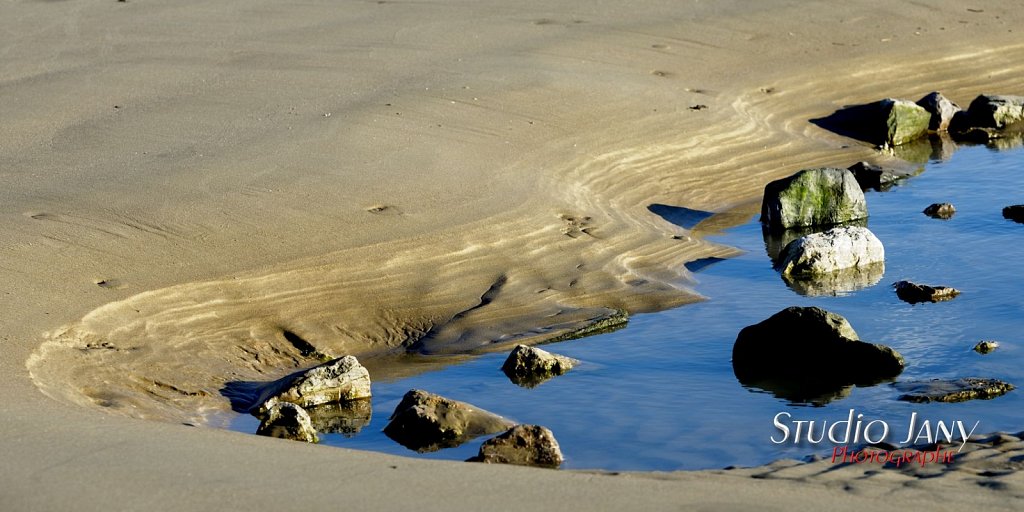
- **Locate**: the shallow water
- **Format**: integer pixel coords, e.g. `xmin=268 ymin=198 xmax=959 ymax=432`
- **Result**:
xmin=234 ymin=143 xmax=1024 ymax=471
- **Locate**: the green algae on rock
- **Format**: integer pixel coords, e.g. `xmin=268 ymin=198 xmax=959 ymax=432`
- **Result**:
xmin=760 ymin=168 xmax=867 ymax=231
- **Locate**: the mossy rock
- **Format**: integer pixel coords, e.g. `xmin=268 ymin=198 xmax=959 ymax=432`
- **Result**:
xmin=760 ymin=168 xmax=867 ymax=231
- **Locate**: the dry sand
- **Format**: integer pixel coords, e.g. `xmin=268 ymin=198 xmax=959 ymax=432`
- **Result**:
xmin=3 ymin=0 xmax=1024 ymax=509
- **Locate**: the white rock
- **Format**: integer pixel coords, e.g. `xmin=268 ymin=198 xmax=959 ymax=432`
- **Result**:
xmin=777 ymin=226 xmax=884 ymax=276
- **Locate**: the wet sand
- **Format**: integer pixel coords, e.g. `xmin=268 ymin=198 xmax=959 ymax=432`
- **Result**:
xmin=3 ymin=0 xmax=1024 ymax=509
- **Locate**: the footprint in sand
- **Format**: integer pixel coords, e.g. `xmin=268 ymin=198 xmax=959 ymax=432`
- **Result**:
xmin=95 ymin=279 xmax=127 ymax=290
xmin=365 ymin=204 xmax=403 ymax=215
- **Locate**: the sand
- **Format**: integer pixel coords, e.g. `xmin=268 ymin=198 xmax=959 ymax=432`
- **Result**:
xmin=3 ymin=0 xmax=1024 ymax=509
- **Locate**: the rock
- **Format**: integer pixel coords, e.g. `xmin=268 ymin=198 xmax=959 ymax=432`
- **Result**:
xmin=502 ymin=345 xmax=578 ymax=388
xmin=893 ymin=280 xmax=960 ymax=304
xmin=1003 ymin=205 xmax=1024 ymax=223
xmin=846 ymin=161 xmax=913 ymax=191
xmin=252 ymin=355 xmax=371 ymax=414
xmin=384 ymin=389 xmax=514 ymax=452
xmin=895 ymin=378 xmax=1014 ymax=403
xmin=964 ymin=95 xmax=1024 ymax=130
xmin=916 ymin=92 xmax=961 ymax=132
xmin=468 ymin=425 xmax=564 ymax=469
xmin=923 ymin=202 xmax=956 ymax=219
xmin=813 ymin=98 xmax=930 ymax=146
xmin=760 ymin=168 xmax=867 ymax=231
xmin=732 ymin=307 xmax=904 ymax=395
xmin=974 ymin=340 xmax=1000 ymax=354
xmin=256 ymin=402 xmax=319 ymax=443
xmin=776 ymin=226 xmax=884 ymax=277
xmin=305 ymin=400 xmax=372 ymax=436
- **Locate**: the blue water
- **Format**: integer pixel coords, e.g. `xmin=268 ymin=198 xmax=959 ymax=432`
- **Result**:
xmin=234 ymin=144 xmax=1024 ymax=470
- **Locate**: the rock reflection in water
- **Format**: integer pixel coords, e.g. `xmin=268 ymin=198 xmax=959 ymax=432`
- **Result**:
xmin=305 ymin=399 xmax=372 ymax=436
xmin=737 ymin=377 xmax=853 ymax=407
xmin=781 ymin=261 xmax=885 ymax=297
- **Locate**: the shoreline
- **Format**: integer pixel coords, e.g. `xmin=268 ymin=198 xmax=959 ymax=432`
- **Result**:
xmin=4 ymin=1 xmax=1024 ymax=509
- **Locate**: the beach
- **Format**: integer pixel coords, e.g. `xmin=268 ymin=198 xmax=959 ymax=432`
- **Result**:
xmin=3 ymin=0 xmax=1024 ymax=509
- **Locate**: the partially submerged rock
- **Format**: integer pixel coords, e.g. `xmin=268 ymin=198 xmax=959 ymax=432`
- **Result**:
xmin=253 ymin=355 xmax=371 ymax=414
xmin=846 ymin=161 xmax=913 ymax=191
xmin=895 ymin=378 xmax=1014 ymax=403
xmin=916 ymin=92 xmax=961 ymax=132
xmin=776 ymin=226 xmax=884 ymax=277
xmin=923 ymin=202 xmax=956 ymax=219
xmin=384 ymin=389 xmax=514 ymax=452
xmin=502 ymin=345 xmax=578 ymax=388
xmin=813 ymin=98 xmax=930 ymax=147
xmin=732 ymin=307 xmax=904 ymax=403
xmin=1003 ymin=205 xmax=1024 ymax=223
xmin=949 ymin=95 xmax=1024 ymax=141
xmin=974 ymin=340 xmax=1000 ymax=354
xmin=256 ymin=402 xmax=319 ymax=443
xmin=893 ymin=280 xmax=960 ymax=304
xmin=964 ymin=95 xmax=1024 ymax=130
xmin=760 ymin=168 xmax=867 ymax=231
xmin=468 ymin=425 xmax=564 ymax=469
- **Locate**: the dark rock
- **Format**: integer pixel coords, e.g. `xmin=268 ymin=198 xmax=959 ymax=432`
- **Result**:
xmin=384 ymin=389 xmax=514 ymax=452
xmin=974 ymin=340 xmax=1000 ymax=354
xmin=760 ymin=168 xmax=867 ymax=231
xmin=502 ymin=345 xmax=578 ymax=388
xmin=468 ymin=425 xmax=564 ymax=469
xmin=846 ymin=161 xmax=913 ymax=191
xmin=916 ymin=92 xmax=961 ymax=132
xmin=811 ymin=98 xmax=931 ymax=147
xmin=1003 ymin=205 xmax=1024 ymax=223
xmin=305 ymin=400 xmax=372 ymax=436
xmin=964 ymin=95 xmax=1024 ymax=130
xmin=895 ymin=378 xmax=1014 ymax=403
xmin=732 ymin=307 xmax=904 ymax=403
xmin=923 ymin=203 xmax=956 ymax=219
xmin=893 ymin=280 xmax=960 ymax=304
xmin=256 ymin=402 xmax=319 ymax=443
xmin=252 ymin=355 xmax=371 ymax=414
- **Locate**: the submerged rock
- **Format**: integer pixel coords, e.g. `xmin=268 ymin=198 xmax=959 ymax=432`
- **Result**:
xmin=916 ymin=92 xmax=961 ymax=132
xmin=923 ymin=202 xmax=956 ymax=219
xmin=846 ymin=161 xmax=913 ymax=191
xmin=776 ymin=226 xmax=884 ymax=277
xmin=384 ymin=389 xmax=514 ymax=452
xmin=468 ymin=425 xmax=564 ymax=469
xmin=253 ymin=355 xmax=372 ymax=414
xmin=732 ymin=307 xmax=904 ymax=401
xmin=893 ymin=280 xmax=960 ymax=304
xmin=895 ymin=378 xmax=1014 ymax=403
xmin=1003 ymin=205 xmax=1024 ymax=223
xmin=760 ymin=168 xmax=867 ymax=231
xmin=256 ymin=402 xmax=319 ymax=443
xmin=502 ymin=345 xmax=578 ymax=388
xmin=974 ymin=340 xmax=1000 ymax=354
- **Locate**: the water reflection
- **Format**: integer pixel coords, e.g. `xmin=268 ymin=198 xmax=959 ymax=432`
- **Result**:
xmin=780 ymin=262 xmax=885 ymax=297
